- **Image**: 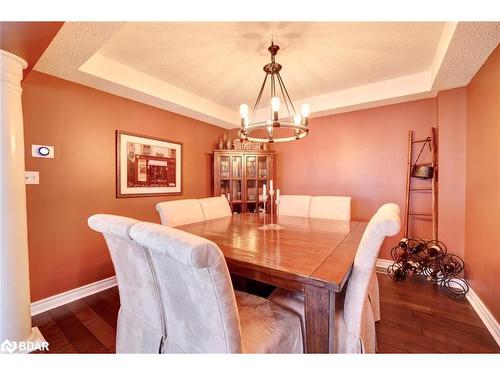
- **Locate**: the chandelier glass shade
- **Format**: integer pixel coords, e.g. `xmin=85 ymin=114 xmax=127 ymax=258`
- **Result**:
xmin=238 ymin=41 xmax=310 ymax=143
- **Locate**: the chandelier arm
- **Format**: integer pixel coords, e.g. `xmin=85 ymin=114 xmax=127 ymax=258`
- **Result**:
xmin=269 ymin=73 xmax=276 ymax=121
xmin=277 ymin=73 xmax=297 ymax=115
xmin=251 ymin=73 xmax=269 ymax=123
xmin=270 ymin=74 xmax=275 ymax=98
xmin=276 ymin=72 xmax=292 ymax=120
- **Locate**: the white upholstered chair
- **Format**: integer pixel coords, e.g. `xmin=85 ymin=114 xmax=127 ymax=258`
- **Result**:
xmin=278 ymin=195 xmax=312 ymax=217
xmin=88 ymin=214 xmax=167 ymax=353
xmin=129 ymin=221 xmax=303 ymax=353
xmin=369 ymin=272 xmax=381 ymax=322
xmin=280 ymin=194 xmax=379 ymax=321
xmin=309 ymin=196 xmax=351 ymax=221
xmin=199 ymin=196 xmax=232 ymax=221
xmin=156 ymin=199 xmax=205 ymax=227
xmin=270 ymin=203 xmax=400 ymax=353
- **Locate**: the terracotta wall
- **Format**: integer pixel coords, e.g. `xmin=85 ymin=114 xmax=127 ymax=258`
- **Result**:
xmin=0 ymin=22 xmax=64 ymax=79
xmin=22 ymin=71 xmax=224 ymax=302
xmin=273 ymin=95 xmax=468 ymax=260
xmin=437 ymin=88 xmax=467 ymax=258
xmin=465 ymin=46 xmax=500 ymax=322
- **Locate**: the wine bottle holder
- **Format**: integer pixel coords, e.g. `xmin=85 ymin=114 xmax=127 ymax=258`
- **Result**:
xmin=387 ymin=237 xmax=469 ymax=299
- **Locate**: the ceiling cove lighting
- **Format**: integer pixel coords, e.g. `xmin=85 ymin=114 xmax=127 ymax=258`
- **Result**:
xmin=238 ymin=40 xmax=310 ymax=143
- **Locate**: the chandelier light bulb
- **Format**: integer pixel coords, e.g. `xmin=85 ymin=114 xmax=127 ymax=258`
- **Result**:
xmin=266 ymin=120 xmax=273 ymax=135
xmin=271 ymin=96 xmax=280 ymax=112
xmin=294 ymin=114 xmax=302 ymax=125
xmin=240 ymin=104 xmax=249 ymax=118
xmin=301 ymin=103 xmax=310 ymax=118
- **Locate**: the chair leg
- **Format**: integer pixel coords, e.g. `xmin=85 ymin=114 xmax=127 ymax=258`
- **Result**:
xmin=368 ymin=272 xmax=381 ymax=322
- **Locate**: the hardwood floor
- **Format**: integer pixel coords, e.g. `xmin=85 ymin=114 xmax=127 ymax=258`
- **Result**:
xmin=377 ymin=275 xmax=498 ymax=353
xmin=32 ymin=274 xmax=499 ymax=354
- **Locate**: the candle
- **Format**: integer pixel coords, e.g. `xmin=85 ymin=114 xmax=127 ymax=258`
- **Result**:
xmin=276 ymin=189 xmax=280 ymax=200
xmin=262 ymin=184 xmax=267 ymax=197
xmin=270 ymin=180 xmax=273 ymax=192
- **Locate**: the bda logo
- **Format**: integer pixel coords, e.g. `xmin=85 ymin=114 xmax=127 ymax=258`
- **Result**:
xmin=1 ymin=339 xmax=18 ymax=354
xmin=0 ymin=338 xmax=49 ymax=353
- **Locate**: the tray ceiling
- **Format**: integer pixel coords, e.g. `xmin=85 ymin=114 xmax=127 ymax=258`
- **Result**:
xmin=34 ymin=22 xmax=500 ymax=129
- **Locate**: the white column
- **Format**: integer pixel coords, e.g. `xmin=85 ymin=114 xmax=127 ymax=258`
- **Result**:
xmin=0 ymin=49 xmax=44 ymax=353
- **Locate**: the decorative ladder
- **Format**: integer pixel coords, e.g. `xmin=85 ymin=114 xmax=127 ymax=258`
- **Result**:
xmin=404 ymin=127 xmax=438 ymax=240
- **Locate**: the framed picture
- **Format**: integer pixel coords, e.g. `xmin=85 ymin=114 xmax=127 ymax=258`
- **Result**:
xmin=116 ymin=131 xmax=182 ymax=197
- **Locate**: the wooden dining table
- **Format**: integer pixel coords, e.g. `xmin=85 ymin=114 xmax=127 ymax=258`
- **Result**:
xmin=178 ymin=213 xmax=367 ymax=353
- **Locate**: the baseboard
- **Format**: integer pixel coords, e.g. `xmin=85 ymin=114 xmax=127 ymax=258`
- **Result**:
xmin=30 ymin=276 xmax=117 ymax=316
xmin=466 ymin=287 xmax=500 ymax=347
xmin=375 ymin=257 xmax=500 ymax=348
xmin=376 ymin=258 xmax=392 ymax=273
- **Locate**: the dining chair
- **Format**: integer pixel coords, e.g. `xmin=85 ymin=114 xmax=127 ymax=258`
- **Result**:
xmin=278 ymin=195 xmax=312 ymax=217
xmin=303 ymin=195 xmax=379 ymax=322
xmin=270 ymin=203 xmax=401 ymax=353
xmin=88 ymin=214 xmax=167 ymax=353
xmin=130 ymin=221 xmax=304 ymax=353
xmin=370 ymin=272 xmax=381 ymax=322
xmin=198 ymin=196 xmax=232 ymax=221
xmin=309 ymin=196 xmax=351 ymax=221
xmin=156 ymin=199 xmax=205 ymax=227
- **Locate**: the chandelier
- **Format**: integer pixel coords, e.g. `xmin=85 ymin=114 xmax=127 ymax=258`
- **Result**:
xmin=238 ymin=41 xmax=310 ymax=143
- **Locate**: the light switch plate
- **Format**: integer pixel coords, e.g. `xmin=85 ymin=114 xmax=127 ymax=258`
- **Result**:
xmin=25 ymin=171 xmax=39 ymax=185
xmin=32 ymin=144 xmax=54 ymax=158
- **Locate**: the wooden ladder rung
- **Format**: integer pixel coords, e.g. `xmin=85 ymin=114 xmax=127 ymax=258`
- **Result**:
xmin=409 ymin=212 xmax=432 ymax=216
xmin=410 ymin=187 xmax=432 ymax=191
xmin=413 ymin=162 xmax=433 ymax=166
xmin=411 ymin=138 xmax=431 ymax=144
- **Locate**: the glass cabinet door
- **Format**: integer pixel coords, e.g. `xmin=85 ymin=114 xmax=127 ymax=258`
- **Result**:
xmin=246 ymin=180 xmax=257 ymax=202
xmin=232 ymin=180 xmax=242 ymax=201
xmin=246 ymin=156 xmax=257 ymax=179
xmin=258 ymin=156 xmax=268 ymax=179
xmin=220 ymin=179 xmax=230 ymax=196
xmin=232 ymin=156 xmax=242 ymax=178
xmin=219 ymin=155 xmax=230 ymax=179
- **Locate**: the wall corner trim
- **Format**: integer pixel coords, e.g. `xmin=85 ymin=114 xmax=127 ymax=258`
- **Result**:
xmin=30 ymin=276 xmax=117 ymax=316
xmin=376 ymin=258 xmax=500 ymax=348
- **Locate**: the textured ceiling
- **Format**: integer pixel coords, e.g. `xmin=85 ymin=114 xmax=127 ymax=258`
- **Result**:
xmin=34 ymin=22 xmax=500 ymax=129
xmin=98 ymin=22 xmax=444 ymax=110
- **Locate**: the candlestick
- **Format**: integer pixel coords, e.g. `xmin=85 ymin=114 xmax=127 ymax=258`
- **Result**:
xmin=270 ymin=180 xmax=273 ymax=192
xmin=272 ymin=196 xmax=285 ymax=230
xmin=258 ymin=193 xmax=272 ymax=230
xmin=269 ymin=189 xmax=275 ymax=227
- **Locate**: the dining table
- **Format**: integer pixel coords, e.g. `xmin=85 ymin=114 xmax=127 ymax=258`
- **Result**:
xmin=178 ymin=213 xmax=367 ymax=353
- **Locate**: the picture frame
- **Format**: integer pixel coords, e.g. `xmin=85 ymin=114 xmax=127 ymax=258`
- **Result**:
xmin=116 ymin=130 xmax=182 ymax=197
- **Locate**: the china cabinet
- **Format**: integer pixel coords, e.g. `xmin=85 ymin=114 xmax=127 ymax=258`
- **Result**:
xmin=213 ymin=150 xmax=274 ymax=213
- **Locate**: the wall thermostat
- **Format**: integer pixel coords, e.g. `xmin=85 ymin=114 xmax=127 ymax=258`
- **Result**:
xmin=32 ymin=145 xmax=55 ymax=158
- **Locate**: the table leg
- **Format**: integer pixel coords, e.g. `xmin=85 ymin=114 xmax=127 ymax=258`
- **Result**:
xmin=304 ymin=284 xmax=334 ymax=353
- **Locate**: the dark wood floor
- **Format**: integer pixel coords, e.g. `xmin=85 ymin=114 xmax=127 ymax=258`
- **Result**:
xmin=32 ymin=274 xmax=499 ymax=354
